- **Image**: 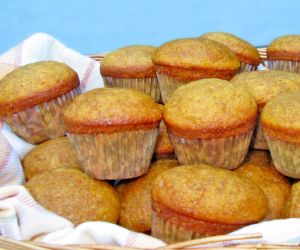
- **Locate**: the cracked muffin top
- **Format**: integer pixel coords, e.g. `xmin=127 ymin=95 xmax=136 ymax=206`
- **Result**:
xmin=163 ymin=78 xmax=257 ymax=139
xmin=200 ymin=32 xmax=260 ymax=66
xmin=267 ymin=35 xmax=300 ymax=61
xmin=100 ymin=45 xmax=157 ymax=78
xmin=63 ymin=88 xmax=162 ymax=134
xmin=0 ymin=61 xmax=79 ymax=118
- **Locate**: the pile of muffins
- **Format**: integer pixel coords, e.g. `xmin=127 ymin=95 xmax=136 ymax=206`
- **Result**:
xmin=2 ymin=33 xmax=300 ymax=243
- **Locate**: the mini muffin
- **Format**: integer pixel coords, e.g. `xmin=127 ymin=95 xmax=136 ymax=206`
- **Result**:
xmin=236 ymin=163 xmax=291 ymax=220
xmin=151 ymin=165 xmax=267 ymax=243
xmin=0 ymin=63 xmax=17 ymax=79
xmin=200 ymin=32 xmax=260 ymax=72
xmin=63 ymin=88 xmax=162 ymax=180
xmin=117 ymin=159 xmax=178 ymax=232
xmin=267 ymin=35 xmax=300 ymax=72
xmin=163 ymin=79 xmax=257 ymax=169
xmin=231 ymin=70 xmax=300 ymax=149
xmin=261 ymin=91 xmax=300 ymax=178
xmin=152 ymin=38 xmax=240 ymax=103
xmin=100 ymin=45 xmax=160 ymax=102
xmin=283 ymin=181 xmax=300 ymax=218
xmin=23 ymin=137 xmax=80 ymax=180
xmin=26 ymin=168 xmax=120 ymax=225
xmin=0 ymin=61 xmax=80 ymax=144
xmin=244 ymin=149 xmax=272 ymax=166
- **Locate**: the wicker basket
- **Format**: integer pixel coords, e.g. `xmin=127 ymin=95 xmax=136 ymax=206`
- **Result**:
xmin=2 ymin=47 xmax=299 ymax=250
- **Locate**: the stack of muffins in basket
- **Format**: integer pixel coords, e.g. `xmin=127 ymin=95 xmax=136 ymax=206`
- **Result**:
xmin=2 ymin=32 xmax=300 ymax=244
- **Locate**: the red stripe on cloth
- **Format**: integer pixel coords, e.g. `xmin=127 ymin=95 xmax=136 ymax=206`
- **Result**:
xmin=0 ymin=138 xmax=12 ymax=172
xmin=14 ymin=43 xmax=24 ymax=66
xmin=17 ymin=194 xmax=39 ymax=209
xmin=0 ymin=122 xmax=3 ymax=130
xmin=80 ymin=60 xmax=96 ymax=90
xmin=125 ymin=232 xmax=138 ymax=247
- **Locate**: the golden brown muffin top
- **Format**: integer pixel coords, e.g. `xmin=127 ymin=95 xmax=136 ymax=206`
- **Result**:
xmin=152 ymin=165 xmax=267 ymax=225
xmin=200 ymin=32 xmax=260 ymax=66
xmin=244 ymin=149 xmax=272 ymax=166
xmin=63 ymin=88 xmax=162 ymax=134
xmin=267 ymin=35 xmax=300 ymax=61
xmin=26 ymin=168 xmax=120 ymax=225
xmin=163 ymin=79 xmax=257 ymax=139
xmin=100 ymin=45 xmax=156 ymax=78
xmin=231 ymin=70 xmax=300 ymax=112
xmin=23 ymin=137 xmax=80 ymax=180
xmin=152 ymin=38 xmax=240 ymax=70
xmin=0 ymin=63 xmax=17 ymax=80
xmin=283 ymin=181 xmax=300 ymax=218
xmin=117 ymin=159 xmax=178 ymax=232
xmin=261 ymin=91 xmax=300 ymax=144
xmin=0 ymin=61 xmax=79 ymax=118
xmin=236 ymin=163 xmax=291 ymax=220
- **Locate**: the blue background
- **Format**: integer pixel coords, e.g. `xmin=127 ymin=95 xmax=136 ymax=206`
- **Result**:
xmin=1 ymin=0 xmax=299 ymax=54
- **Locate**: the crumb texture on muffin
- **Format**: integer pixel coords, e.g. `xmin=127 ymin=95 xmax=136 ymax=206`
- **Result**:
xmin=200 ymin=32 xmax=260 ymax=65
xmin=26 ymin=169 xmax=120 ymax=225
xmin=261 ymin=91 xmax=300 ymax=144
xmin=231 ymin=70 xmax=300 ymax=111
xmin=283 ymin=182 xmax=300 ymax=218
xmin=267 ymin=35 xmax=300 ymax=61
xmin=23 ymin=137 xmax=80 ymax=180
xmin=63 ymin=88 xmax=162 ymax=134
xmin=0 ymin=61 xmax=79 ymax=118
xmin=100 ymin=45 xmax=157 ymax=78
xmin=163 ymin=79 xmax=257 ymax=139
xmin=117 ymin=159 xmax=178 ymax=232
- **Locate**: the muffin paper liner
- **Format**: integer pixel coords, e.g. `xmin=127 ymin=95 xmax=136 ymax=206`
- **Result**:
xmin=4 ymin=87 xmax=80 ymax=144
xmin=238 ymin=62 xmax=257 ymax=73
xmin=169 ymin=130 xmax=253 ymax=169
xmin=265 ymin=60 xmax=300 ymax=73
xmin=102 ymin=76 xmax=161 ymax=102
xmin=67 ymin=128 xmax=159 ymax=180
xmin=151 ymin=211 xmax=204 ymax=244
xmin=265 ymin=135 xmax=300 ymax=178
xmin=156 ymin=73 xmax=187 ymax=104
xmin=251 ymin=117 xmax=268 ymax=150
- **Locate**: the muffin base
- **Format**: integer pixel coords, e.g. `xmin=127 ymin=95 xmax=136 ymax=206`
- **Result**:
xmin=67 ymin=128 xmax=159 ymax=180
xmin=265 ymin=135 xmax=300 ymax=178
xmin=169 ymin=130 xmax=253 ymax=169
xmin=238 ymin=62 xmax=257 ymax=73
xmin=156 ymin=73 xmax=187 ymax=104
xmin=4 ymin=87 xmax=80 ymax=144
xmin=251 ymin=117 xmax=268 ymax=150
xmin=102 ymin=76 xmax=161 ymax=103
xmin=266 ymin=60 xmax=300 ymax=73
xmin=151 ymin=211 xmax=205 ymax=244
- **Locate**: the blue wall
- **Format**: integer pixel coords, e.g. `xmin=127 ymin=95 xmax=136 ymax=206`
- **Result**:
xmin=1 ymin=0 xmax=299 ymax=54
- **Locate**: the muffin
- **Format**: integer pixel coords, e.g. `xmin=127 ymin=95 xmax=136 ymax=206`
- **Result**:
xmin=261 ymin=91 xmax=300 ymax=178
xmin=236 ymin=163 xmax=291 ymax=220
xmin=117 ymin=159 xmax=178 ymax=233
xmin=163 ymin=79 xmax=257 ymax=169
xmin=26 ymin=169 xmax=120 ymax=225
xmin=22 ymin=137 xmax=80 ymax=180
xmin=0 ymin=61 xmax=80 ymax=144
xmin=283 ymin=181 xmax=300 ymax=218
xmin=267 ymin=35 xmax=300 ymax=72
xmin=231 ymin=70 xmax=300 ymax=149
xmin=200 ymin=32 xmax=260 ymax=72
xmin=0 ymin=63 xmax=17 ymax=79
xmin=100 ymin=45 xmax=160 ymax=102
xmin=152 ymin=38 xmax=240 ymax=103
xmin=244 ymin=149 xmax=272 ymax=166
xmin=151 ymin=165 xmax=267 ymax=243
xmin=63 ymin=88 xmax=162 ymax=180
